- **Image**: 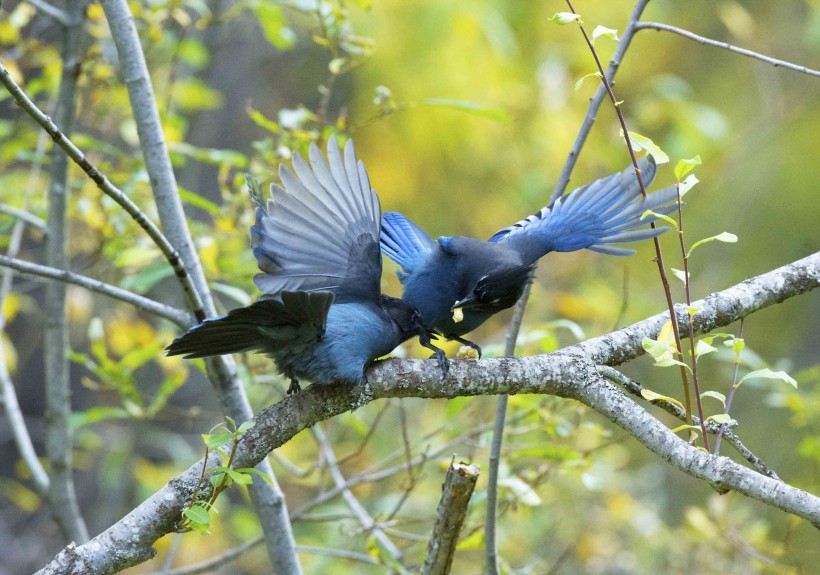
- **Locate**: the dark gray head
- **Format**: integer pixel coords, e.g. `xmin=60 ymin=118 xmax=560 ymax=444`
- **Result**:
xmin=380 ymin=295 xmax=429 ymax=341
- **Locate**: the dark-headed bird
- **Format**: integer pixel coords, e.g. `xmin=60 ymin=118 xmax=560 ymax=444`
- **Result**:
xmin=379 ymin=157 xmax=677 ymax=356
xmin=167 ymin=138 xmax=446 ymax=393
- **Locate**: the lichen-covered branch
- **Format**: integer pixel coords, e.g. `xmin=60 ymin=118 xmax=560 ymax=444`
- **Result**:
xmin=34 ymin=251 xmax=820 ymax=574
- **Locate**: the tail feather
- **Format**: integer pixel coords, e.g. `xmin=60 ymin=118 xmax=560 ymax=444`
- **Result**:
xmin=490 ymin=157 xmax=677 ymax=263
xmin=166 ymin=291 xmax=333 ymax=359
xmin=380 ymin=212 xmax=437 ymax=277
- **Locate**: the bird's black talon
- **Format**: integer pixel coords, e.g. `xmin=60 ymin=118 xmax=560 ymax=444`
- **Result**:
xmin=287 ymin=379 xmax=302 ymax=395
xmin=434 ymin=349 xmax=449 ymax=380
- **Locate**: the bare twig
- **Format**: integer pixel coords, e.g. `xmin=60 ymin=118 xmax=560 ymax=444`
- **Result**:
xmin=25 ymin=0 xmax=74 ymax=25
xmin=715 ymin=318 xmax=745 ymax=454
xmin=597 ymin=366 xmax=781 ymax=480
xmin=0 ymin=203 xmax=48 ymax=233
xmin=311 ymin=425 xmax=403 ymax=564
xmin=0 ymin=254 xmax=191 ymax=326
xmin=635 ymin=22 xmax=820 ymax=78
xmin=421 ymin=460 xmax=479 ymax=575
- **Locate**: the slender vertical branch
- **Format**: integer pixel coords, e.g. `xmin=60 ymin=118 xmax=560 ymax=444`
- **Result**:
xmin=564 ymin=0 xmax=699 ymax=437
xmin=714 ymin=319 xmax=745 ymax=454
xmin=674 ymin=183 xmax=709 ymax=449
xmin=487 ymin=2 xmax=652 ymax=570
xmin=99 ymin=1 xmax=302 ymax=571
xmin=0 ymin=130 xmax=51 ymax=497
xmin=550 ymin=0 xmax=651 ymax=202
xmin=44 ymin=0 xmax=89 ymax=543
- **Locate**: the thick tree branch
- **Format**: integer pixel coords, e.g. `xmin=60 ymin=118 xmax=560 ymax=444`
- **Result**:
xmin=0 ymin=254 xmax=192 ymax=327
xmin=34 ymin=252 xmax=819 ymax=574
xmin=422 ymin=461 xmax=479 ymax=575
xmin=635 ymin=22 xmax=820 ymax=78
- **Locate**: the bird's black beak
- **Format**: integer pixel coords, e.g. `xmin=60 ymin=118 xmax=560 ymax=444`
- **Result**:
xmin=451 ymin=294 xmax=479 ymax=311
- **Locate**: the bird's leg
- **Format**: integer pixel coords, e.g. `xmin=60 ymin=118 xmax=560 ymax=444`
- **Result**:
xmin=286 ymin=378 xmax=302 ymax=395
xmin=418 ymin=332 xmax=449 ymax=380
xmin=451 ymin=336 xmax=482 ymax=359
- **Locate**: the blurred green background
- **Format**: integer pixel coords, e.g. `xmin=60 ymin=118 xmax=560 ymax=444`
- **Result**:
xmin=0 ymin=0 xmax=818 ymax=573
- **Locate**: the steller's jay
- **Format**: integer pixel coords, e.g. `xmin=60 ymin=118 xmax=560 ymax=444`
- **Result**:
xmin=167 ymin=138 xmax=446 ymax=393
xmin=379 ymin=157 xmax=678 ymax=356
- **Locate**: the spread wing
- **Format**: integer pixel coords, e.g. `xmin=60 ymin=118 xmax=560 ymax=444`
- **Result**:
xmin=251 ymin=137 xmax=383 ymax=302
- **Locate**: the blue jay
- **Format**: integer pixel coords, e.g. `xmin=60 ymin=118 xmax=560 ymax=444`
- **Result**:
xmin=380 ymin=157 xmax=677 ymax=356
xmin=167 ymin=138 xmax=446 ymax=393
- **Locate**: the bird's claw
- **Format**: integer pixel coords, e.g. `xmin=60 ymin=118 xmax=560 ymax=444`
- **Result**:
xmin=428 ymin=349 xmax=450 ymax=380
xmin=286 ymin=379 xmax=302 ymax=395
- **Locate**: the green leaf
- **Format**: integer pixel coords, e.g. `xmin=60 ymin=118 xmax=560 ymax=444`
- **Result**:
xmin=574 ymin=72 xmax=601 ymax=91
xmin=178 ymin=187 xmax=221 ymax=215
xmin=237 ymin=421 xmax=255 ymax=434
xmin=707 ymin=413 xmax=732 ymax=424
xmin=640 ymin=389 xmax=684 ymax=409
xmin=738 ymin=368 xmax=797 ymax=389
xmin=225 ymin=468 xmax=254 ymax=485
xmin=685 ymin=305 xmax=700 ymax=316
xmin=548 ymin=12 xmax=580 ymax=25
xmin=640 ymin=209 xmax=679 ymax=229
xmin=209 ymin=472 xmax=225 ymax=487
xmin=119 ymin=262 xmax=174 ymax=293
xmin=169 ymin=142 xmax=248 ymax=168
xmin=247 ymin=106 xmax=281 ymax=134
xmin=724 ymin=338 xmax=745 ymax=354
xmin=674 ymin=155 xmax=702 ymax=180
xmin=591 ymin=25 xmax=619 ymax=44
xmin=688 ymin=232 xmax=738 ymax=257
xmin=671 ymin=267 xmax=689 ymax=284
xmin=679 ymin=174 xmax=699 ymax=197
xmin=695 ymin=339 xmax=717 ymax=358
xmin=204 ymin=431 xmax=233 ymax=448
xmin=236 ymin=467 xmax=275 ymax=487
xmin=255 ymin=3 xmax=295 ymax=49
xmin=421 ymin=98 xmax=510 ymax=121
xmin=700 ymin=391 xmax=727 ymax=408
xmin=641 ymin=336 xmax=671 ymax=359
xmin=182 ymin=505 xmax=210 ymax=525
xmin=655 ymin=357 xmax=692 ymax=371
xmin=624 ymin=131 xmax=669 ymax=164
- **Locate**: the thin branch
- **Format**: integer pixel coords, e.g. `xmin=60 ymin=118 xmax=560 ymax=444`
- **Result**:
xmin=715 ymin=318 xmax=745 ymax=454
xmin=550 ymin=0 xmax=651 ymax=202
xmin=33 ymin=252 xmax=819 ymax=575
xmin=0 ymin=254 xmax=191 ymax=326
xmin=99 ymin=1 xmax=300 ymax=571
xmin=597 ymin=366 xmax=781 ymax=481
xmin=311 ymin=425 xmax=404 ymax=564
xmin=565 ymin=0 xmax=700 ymax=440
xmin=44 ymin=0 xmax=88 ymax=544
xmin=487 ymin=1 xmax=652 ymax=570
xmin=635 ymin=22 xmax=820 ymax=78
xmin=0 ymin=60 xmax=207 ymax=323
xmin=0 ymin=129 xmax=51 ymax=498
xmin=0 ymin=203 xmax=49 ymax=234
xmin=421 ymin=460 xmax=479 ymax=575
xmin=25 ymin=0 xmax=73 ymax=25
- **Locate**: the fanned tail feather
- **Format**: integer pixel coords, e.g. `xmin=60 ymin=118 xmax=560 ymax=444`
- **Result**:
xmin=166 ymin=291 xmax=333 ymax=359
xmin=490 ymin=157 xmax=678 ymax=264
